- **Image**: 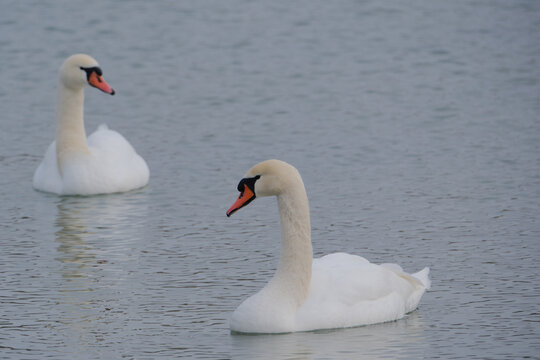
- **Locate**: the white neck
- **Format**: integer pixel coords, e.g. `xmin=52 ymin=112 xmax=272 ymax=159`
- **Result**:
xmin=55 ymin=83 xmax=90 ymax=174
xmin=268 ymin=183 xmax=313 ymax=308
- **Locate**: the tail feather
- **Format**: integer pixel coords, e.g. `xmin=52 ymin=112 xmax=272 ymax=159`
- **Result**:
xmin=412 ymin=267 xmax=431 ymax=289
xmin=381 ymin=264 xmax=431 ymax=289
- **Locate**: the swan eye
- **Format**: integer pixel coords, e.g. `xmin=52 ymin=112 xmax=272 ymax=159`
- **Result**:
xmin=80 ymin=66 xmax=103 ymax=80
xmin=237 ymin=175 xmax=260 ymax=193
xmin=236 ymin=180 xmax=244 ymax=192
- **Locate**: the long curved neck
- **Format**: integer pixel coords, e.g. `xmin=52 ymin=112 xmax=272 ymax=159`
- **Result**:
xmin=55 ymin=84 xmax=89 ymax=174
xmin=271 ymin=182 xmax=313 ymax=307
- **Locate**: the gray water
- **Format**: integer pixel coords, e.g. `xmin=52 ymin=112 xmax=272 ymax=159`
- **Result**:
xmin=1 ymin=1 xmax=539 ymax=359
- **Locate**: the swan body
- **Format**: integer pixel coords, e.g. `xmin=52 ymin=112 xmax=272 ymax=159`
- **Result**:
xmin=226 ymin=160 xmax=430 ymax=333
xmin=33 ymin=54 xmax=149 ymax=195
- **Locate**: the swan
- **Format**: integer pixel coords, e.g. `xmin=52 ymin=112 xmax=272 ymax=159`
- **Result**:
xmin=226 ymin=159 xmax=430 ymax=333
xmin=33 ymin=54 xmax=149 ymax=195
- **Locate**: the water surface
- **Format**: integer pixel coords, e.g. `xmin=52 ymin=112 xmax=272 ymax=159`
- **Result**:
xmin=1 ymin=1 xmax=539 ymax=359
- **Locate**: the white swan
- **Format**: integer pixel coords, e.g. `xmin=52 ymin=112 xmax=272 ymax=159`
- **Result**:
xmin=33 ymin=54 xmax=149 ymax=195
xmin=226 ymin=159 xmax=430 ymax=333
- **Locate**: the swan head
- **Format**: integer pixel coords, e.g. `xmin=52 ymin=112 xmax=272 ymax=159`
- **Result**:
xmin=59 ymin=54 xmax=115 ymax=95
xmin=226 ymin=159 xmax=302 ymax=217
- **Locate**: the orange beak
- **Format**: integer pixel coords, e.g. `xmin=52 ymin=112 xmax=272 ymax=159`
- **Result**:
xmin=88 ymin=71 xmax=115 ymax=95
xmin=227 ymin=184 xmax=256 ymax=217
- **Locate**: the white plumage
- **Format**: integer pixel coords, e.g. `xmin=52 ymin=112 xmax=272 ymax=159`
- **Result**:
xmin=227 ymin=160 xmax=430 ymax=333
xmin=33 ymin=54 xmax=149 ymax=195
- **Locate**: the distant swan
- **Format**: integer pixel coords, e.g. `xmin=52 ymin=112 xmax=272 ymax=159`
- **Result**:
xmin=226 ymin=159 xmax=430 ymax=333
xmin=33 ymin=54 xmax=149 ymax=195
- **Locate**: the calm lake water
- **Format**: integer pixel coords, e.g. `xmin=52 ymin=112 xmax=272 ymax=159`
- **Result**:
xmin=1 ymin=1 xmax=539 ymax=359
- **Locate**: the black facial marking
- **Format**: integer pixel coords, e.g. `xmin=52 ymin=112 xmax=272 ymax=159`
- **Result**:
xmin=80 ymin=66 xmax=103 ymax=81
xmin=237 ymin=175 xmax=260 ymax=193
xmin=227 ymin=175 xmax=260 ymax=217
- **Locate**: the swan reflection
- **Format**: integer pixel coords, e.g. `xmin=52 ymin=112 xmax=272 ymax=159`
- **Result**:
xmin=230 ymin=312 xmax=427 ymax=360
xmin=54 ymin=193 xmax=148 ymax=338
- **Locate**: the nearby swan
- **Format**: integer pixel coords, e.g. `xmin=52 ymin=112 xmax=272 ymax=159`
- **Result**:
xmin=33 ymin=54 xmax=149 ymax=195
xmin=226 ymin=159 xmax=430 ymax=333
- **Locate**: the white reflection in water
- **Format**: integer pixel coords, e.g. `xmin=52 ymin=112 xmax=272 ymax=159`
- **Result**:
xmin=230 ymin=312 xmax=427 ymax=360
xmin=52 ymin=193 xmax=149 ymax=352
